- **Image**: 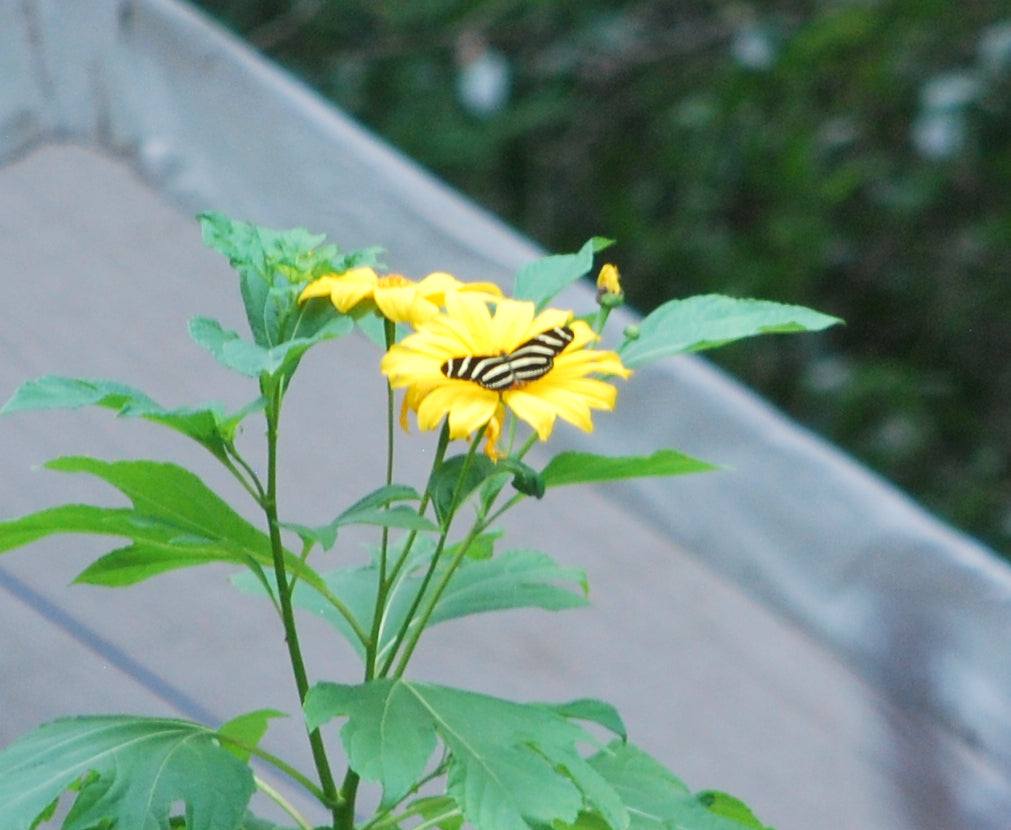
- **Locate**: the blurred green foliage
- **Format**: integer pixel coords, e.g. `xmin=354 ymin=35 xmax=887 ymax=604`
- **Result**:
xmin=195 ymin=0 xmax=1011 ymax=555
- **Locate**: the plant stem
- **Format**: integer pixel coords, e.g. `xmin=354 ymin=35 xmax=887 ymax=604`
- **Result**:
xmin=254 ymin=774 xmax=314 ymax=830
xmin=341 ymin=320 xmax=400 ymax=830
xmin=389 ymin=426 xmax=486 ymax=678
xmin=366 ymin=318 xmax=399 ymax=681
xmin=262 ymin=382 xmax=342 ymax=827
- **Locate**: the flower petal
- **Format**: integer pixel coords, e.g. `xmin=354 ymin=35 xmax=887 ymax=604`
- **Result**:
xmin=417 ymin=384 xmax=499 ymax=438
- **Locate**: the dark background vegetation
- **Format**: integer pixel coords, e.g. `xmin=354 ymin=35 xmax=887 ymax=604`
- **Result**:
xmin=194 ymin=0 xmax=1011 ymax=556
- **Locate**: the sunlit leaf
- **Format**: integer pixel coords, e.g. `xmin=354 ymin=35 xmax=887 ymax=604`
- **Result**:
xmin=514 ymin=238 xmax=613 ymax=311
xmin=188 ymin=315 xmax=351 ymax=378
xmin=217 ymin=710 xmax=287 ymax=762
xmin=0 ymin=457 xmax=319 ymax=593
xmin=619 ymin=294 xmax=842 ymax=368
xmin=541 ymin=449 xmax=718 ymax=489
xmin=199 ymin=212 xmax=382 ymax=349
xmin=0 ymin=376 xmax=263 ymax=464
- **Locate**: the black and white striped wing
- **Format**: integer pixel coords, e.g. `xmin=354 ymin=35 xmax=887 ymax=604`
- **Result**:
xmin=441 ymin=326 xmax=574 ymax=391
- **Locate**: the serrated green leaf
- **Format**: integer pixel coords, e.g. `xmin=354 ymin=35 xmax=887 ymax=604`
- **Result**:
xmin=587 ymin=742 xmax=774 ymax=830
xmin=199 ymin=213 xmax=382 ymax=349
xmin=200 ymin=212 xmax=329 ymax=348
xmin=0 ymin=376 xmax=262 ymax=463
xmin=304 ymin=679 xmax=628 ymax=830
xmin=217 ymin=710 xmax=287 ymax=763
xmin=541 ymin=450 xmax=718 ymax=489
xmin=188 ymin=315 xmax=351 ymax=378
xmin=0 ymin=716 xmax=254 ymax=830
xmin=619 ymin=295 xmax=842 ymax=368
xmin=513 ymin=238 xmax=612 ymax=311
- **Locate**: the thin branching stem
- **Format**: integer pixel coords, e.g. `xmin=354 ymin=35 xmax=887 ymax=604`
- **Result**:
xmin=389 ymin=426 xmax=487 ymax=679
xmin=254 ymin=774 xmax=314 ymax=830
xmin=262 ymin=380 xmax=343 ymax=827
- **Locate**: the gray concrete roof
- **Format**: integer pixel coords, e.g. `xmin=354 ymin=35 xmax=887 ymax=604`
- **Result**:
xmin=3 ymin=2 xmax=1011 ymax=828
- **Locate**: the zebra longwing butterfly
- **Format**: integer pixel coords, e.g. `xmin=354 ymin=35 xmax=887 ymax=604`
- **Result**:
xmin=441 ymin=326 xmax=574 ymax=391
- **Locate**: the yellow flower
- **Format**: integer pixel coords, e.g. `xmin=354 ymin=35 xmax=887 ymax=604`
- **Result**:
xmin=595 ymin=263 xmax=624 ymax=307
xmin=298 ymin=267 xmax=502 ymax=325
xmin=381 ymin=293 xmax=631 ymax=455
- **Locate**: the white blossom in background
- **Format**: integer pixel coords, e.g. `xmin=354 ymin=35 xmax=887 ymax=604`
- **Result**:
xmin=912 ymin=72 xmax=979 ymax=160
xmin=456 ymin=31 xmax=511 ymax=118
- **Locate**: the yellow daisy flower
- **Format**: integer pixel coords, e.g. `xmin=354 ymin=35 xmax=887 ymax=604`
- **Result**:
xmin=298 ymin=267 xmax=502 ymax=326
xmin=381 ymin=293 xmax=631 ymax=455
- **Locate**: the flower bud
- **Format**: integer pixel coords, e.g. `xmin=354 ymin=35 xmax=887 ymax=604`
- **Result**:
xmin=595 ymin=263 xmax=624 ymax=308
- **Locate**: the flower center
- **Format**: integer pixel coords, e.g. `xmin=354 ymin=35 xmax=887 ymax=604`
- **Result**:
xmin=377 ymin=274 xmax=413 ymax=289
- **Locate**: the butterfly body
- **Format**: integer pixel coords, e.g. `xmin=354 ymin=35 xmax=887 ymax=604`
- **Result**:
xmin=441 ymin=326 xmax=574 ymax=391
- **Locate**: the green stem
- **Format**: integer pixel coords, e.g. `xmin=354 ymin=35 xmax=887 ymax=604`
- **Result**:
xmin=382 ymin=423 xmax=450 ymax=591
xmin=339 ymin=318 xmax=398 ymax=830
xmin=218 ymin=730 xmax=332 ymax=805
xmin=595 ymin=305 xmax=612 ymax=337
xmin=389 ymin=427 xmax=486 ymax=679
xmin=359 ymin=754 xmax=451 ymax=830
xmin=254 ymin=775 xmax=313 ymax=830
xmin=391 ymin=513 xmax=485 ymax=679
xmin=366 ymin=318 xmax=399 ymax=681
xmin=262 ymin=382 xmax=342 ymax=827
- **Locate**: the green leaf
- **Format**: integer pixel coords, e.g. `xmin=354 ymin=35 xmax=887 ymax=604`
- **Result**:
xmin=284 ymin=485 xmax=431 ymax=552
xmin=304 ymin=679 xmax=628 ymax=830
xmin=237 ymin=815 xmax=297 ymax=830
xmin=541 ymin=450 xmax=718 ymax=489
xmin=199 ymin=212 xmax=382 ymax=348
xmin=586 ymin=742 xmax=775 ymax=830
xmin=445 ymin=529 xmax=501 ymax=561
xmin=537 ymin=699 xmax=626 ymax=742
xmin=619 ymin=294 xmax=842 ymax=369
xmin=696 ymin=792 xmax=774 ymax=830
xmin=188 ymin=315 xmax=351 ymax=379
xmin=233 ymin=547 xmax=586 ymax=661
xmin=0 ymin=716 xmax=254 ymax=830
xmin=333 ymin=485 xmax=434 ymax=532
xmin=217 ymin=710 xmax=287 ymax=762
xmin=429 ymin=454 xmax=498 ymax=528
xmin=0 ymin=456 xmax=314 ymax=590
xmin=0 ymin=376 xmax=263 ymax=463
xmin=199 ymin=212 xmax=329 ymax=349
xmin=426 ymin=549 xmax=588 ymax=624
xmin=513 ymin=238 xmax=612 ymax=311
xmin=407 ymin=795 xmax=464 ymax=830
